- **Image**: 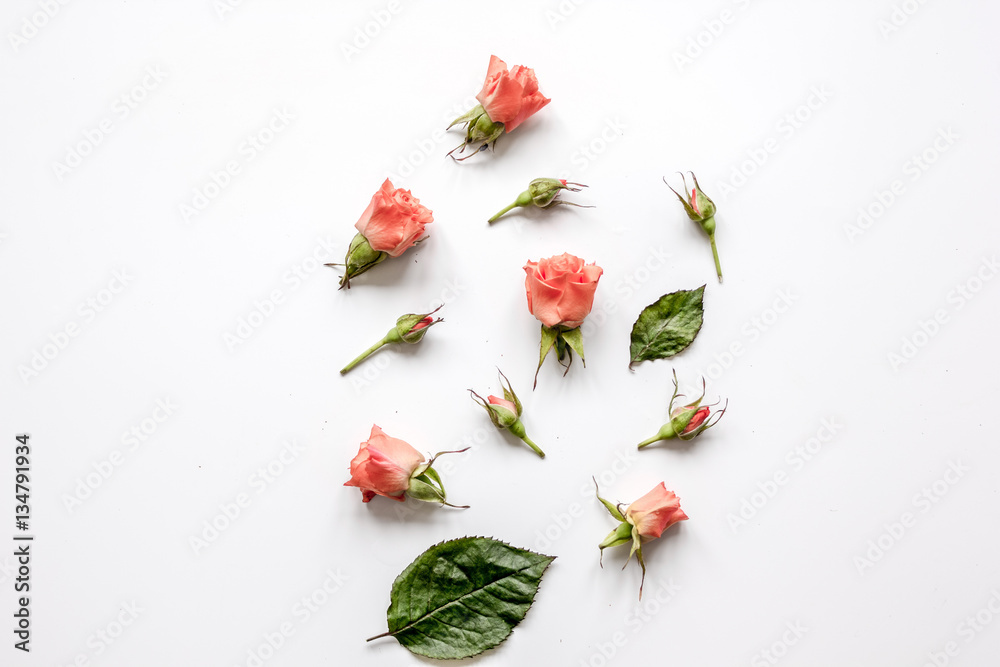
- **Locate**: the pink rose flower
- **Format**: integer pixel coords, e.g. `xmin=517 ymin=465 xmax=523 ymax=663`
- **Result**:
xmin=676 ymin=406 xmax=710 ymax=435
xmin=355 ymin=179 xmax=433 ymax=258
xmin=625 ymin=483 xmax=689 ymax=539
xmin=524 ymin=253 xmax=604 ymax=329
xmin=344 ymin=425 xmax=424 ymax=503
xmin=476 ymin=55 xmax=551 ymax=132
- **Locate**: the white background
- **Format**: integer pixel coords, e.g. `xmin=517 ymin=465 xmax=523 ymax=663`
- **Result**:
xmin=2 ymin=1 xmax=999 ymax=665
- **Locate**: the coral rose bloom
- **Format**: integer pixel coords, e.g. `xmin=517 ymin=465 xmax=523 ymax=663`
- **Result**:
xmin=524 ymin=253 xmax=603 ymax=329
xmin=344 ymin=425 xmax=424 ymax=502
xmin=626 ymin=483 xmax=688 ymax=539
xmin=354 ymin=179 xmax=433 ymax=257
xmin=476 ymin=55 xmax=551 ymax=132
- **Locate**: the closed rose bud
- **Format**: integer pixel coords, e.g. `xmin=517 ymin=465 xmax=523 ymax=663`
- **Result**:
xmin=328 ymin=179 xmax=433 ymax=288
xmin=489 ymin=178 xmax=592 ymax=224
xmin=637 ymin=371 xmax=727 ymax=449
xmin=344 ymin=425 xmax=468 ymax=507
xmin=664 ymin=171 xmax=723 ymax=282
xmin=448 ymin=55 xmax=550 ymax=161
xmin=595 ymin=479 xmax=688 ymax=599
xmin=340 ymin=306 xmax=443 ymax=375
xmin=470 ymin=370 xmax=544 ymax=458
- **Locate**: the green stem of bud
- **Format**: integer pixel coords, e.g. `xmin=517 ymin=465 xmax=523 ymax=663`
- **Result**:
xmin=340 ymin=337 xmax=389 ymax=375
xmin=637 ymin=422 xmax=678 ymax=449
xmin=488 ymin=190 xmax=534 ymax=223
xmin=520 ymin=434 xmax=545 ymax=458
xmin=509 ymin=419 xmax=545 ymax=458
xmin=709 ymin=232 xmax=723 ymax=283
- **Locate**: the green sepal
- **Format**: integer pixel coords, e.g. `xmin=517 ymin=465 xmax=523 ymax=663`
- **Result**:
xmin=534 ymin=325 xmax=559 ymax=388
xmin=599 ymin=522 xmax=633 ymax=551
xmin=560 ymin=327 xmax=586 ymax=366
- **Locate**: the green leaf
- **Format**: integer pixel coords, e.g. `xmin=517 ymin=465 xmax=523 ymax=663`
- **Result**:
xmin=628 ymin=286 xmax=705 ymax=368
xmin=374 ymin=537 xmax=554 ymax=660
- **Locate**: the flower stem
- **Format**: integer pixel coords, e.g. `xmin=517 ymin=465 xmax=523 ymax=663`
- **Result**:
xmin=636 ymin=434 xmax=662 ymax=449
xmin=489 ymin=201 xmax=519 ymax=223
xmin=520 ymin=434 xmax=546 ymax=458
xmin=340 ymin=337 xmax=388 ymax=374
xmin=709 ymin=233 xmax=723 ymax=283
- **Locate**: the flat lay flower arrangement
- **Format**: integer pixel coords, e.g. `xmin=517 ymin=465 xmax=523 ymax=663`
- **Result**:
xmin=332 ymin=55 xmax=728 ymax=660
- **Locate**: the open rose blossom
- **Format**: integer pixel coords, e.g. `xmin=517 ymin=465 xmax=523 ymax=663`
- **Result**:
xmin=524 ymin=253 xmax=603 ymax=387
xmin=625 ymin=483 xmax=689 ymax=539
xmin=327 ymin=179 xmax=433 ymax=289
xmin=344 ymin=425 xmax=468 ymax=507
xmin=447 ymin=55 xmax=550 ymax=160
xmin=637 ymin=370 xmax=727 ymax=449
xmin=595 ymin=479 xmax=688 ymax=599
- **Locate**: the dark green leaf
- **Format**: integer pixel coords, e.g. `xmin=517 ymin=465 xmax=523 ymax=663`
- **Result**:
xmin=375 ymin=537 xmax=554 ymax=660
xmin=628 ymin=286 xmax=705 ymax=368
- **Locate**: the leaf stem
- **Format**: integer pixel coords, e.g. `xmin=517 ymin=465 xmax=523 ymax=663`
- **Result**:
xmin=340 ymin=337 xmax=388 ymax=374
xmin=365 ymin=630 xmax=393 ymax=642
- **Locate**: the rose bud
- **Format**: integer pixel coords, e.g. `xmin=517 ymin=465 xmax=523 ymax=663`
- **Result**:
xmin=447 ymin=55 xmax=551 ymax=161
xmin=524 ymin=253 xmax=603 ymax=387
xmin=664 ymin=171 xmax=723 ymax=282
xmin=340 ymin=306 xmax=443 ymax=375
xmin=488 ymin=178 xmax=592 ymax=224
xmin=637 ymin=370 xmax=727 ymax=449
xmin=469 ymin=370 xmax=544 ymax=458
xmin=595 ymin=479 xmax=688 ymax=599
xmin=326 ymin=178 xmax=433 ymax=289
xmin=344 ymin=425 xmax=469 ymax=507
